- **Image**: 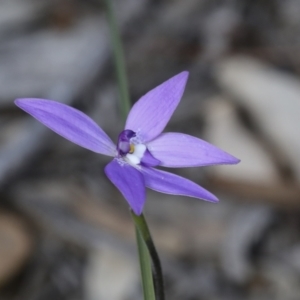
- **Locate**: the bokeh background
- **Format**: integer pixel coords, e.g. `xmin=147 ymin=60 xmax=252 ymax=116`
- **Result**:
xmin=1 ymin=0 xmax=300 ymax=299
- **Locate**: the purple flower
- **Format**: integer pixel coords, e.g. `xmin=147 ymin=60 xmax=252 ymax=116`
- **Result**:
xmin=15 ymin=72 xmax=239 ymax=215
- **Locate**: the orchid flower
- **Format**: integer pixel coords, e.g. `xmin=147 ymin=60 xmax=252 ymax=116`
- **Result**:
xmin=15 ymin=72 xmax=239 ymax=215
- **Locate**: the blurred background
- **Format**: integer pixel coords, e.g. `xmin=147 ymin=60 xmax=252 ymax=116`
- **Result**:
xmin=0 ymin=0 xmax=300 ymax=299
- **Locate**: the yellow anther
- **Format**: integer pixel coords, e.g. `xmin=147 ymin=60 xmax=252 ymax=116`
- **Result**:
xmin=129 ymin=144 xmax=135 ymax=154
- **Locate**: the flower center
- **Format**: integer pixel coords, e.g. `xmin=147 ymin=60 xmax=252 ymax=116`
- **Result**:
xmin=117 ymin=129 xmax=146 ymax=165
xmin=117 ymin=130 xmax=160 ymax=167
xmin=117 ymin=129 xmax=136 ymax=156
xmin=129 ymin=144 xmax=135 ymax=154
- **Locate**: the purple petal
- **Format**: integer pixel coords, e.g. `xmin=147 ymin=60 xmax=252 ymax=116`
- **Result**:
xmin=105 ymin=159 xmax=146 ymax=215
xmin=15 ymin=98 xmax=116 ymax=156
xmin=141 ymin=167 xmax=218 ymax=202
xmin=147 ymin=133 xmax=240 ymax=167
xmin=141 ymin=149 xmax=160 ymax=167
xmin=125 ymin=72 xmax=189 ymax=142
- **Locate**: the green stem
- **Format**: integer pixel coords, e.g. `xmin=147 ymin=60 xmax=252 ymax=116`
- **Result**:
xmin=104 ymin=0 xmax=131 ymax=121
xmin=104 ymin=1 xmax=164 ymax=298
xmin=132 ymin=211 xmax=165 ymax=300
xmin=135 ymin=225 xmax=156 ymax=300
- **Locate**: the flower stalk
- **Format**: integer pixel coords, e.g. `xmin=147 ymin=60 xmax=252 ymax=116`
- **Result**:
xmin=131 ymin=212 xmax=165 ymax=300
xmin=135 ymin=225 xmax=156 ymax=300
xmin=104 ymin=1 xmax=162 ymax=298
xmin=104 ymin=0 xmax=131 ymax=121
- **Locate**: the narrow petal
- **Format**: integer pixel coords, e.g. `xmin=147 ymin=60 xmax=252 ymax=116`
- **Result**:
xmin=141 ymin=167 xmax=218 ymax=202
xmin=147 ymin=133 xmax=240 ymax=167
xmin=105 ymin=159 xmax=146 ymax=215
xmin=125 ymin=72 xmax=189 ymax=142
xmin=15 ymin=98 xmax=116 ymax=156
xmin=141 ymin=149 xmax=160 ymax=167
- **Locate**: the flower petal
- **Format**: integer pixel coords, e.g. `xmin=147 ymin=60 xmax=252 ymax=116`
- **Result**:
xmin=125 ymin=71 xmax=189 ymax=142
xmin=141 ymin=167 xmax=218 ymax=202
xmin=15 ymin=98 xmax=116 ymax=156
xmin=105 ymin=159 xmax=146 ymax=215
xmin=141 ymin=149 xmax=160 ymax=167
xmin=147 ymin=133 xmax=240 ymax=167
